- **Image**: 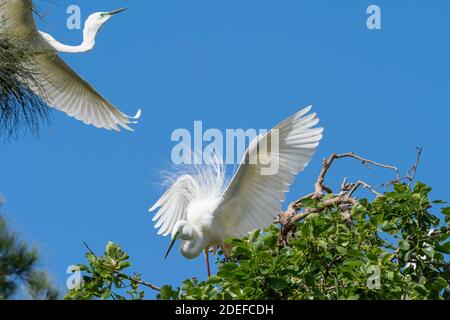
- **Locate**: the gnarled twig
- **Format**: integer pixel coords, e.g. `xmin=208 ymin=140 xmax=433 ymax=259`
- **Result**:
xmin=276 ymin=150 xmax=421 ymax=246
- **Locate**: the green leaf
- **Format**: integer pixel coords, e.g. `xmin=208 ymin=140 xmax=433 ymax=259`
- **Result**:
xmin=343 ymin=260 xmax=363 ymax=268
xmin=248 ymin=229 xmax=261 ymax=242
xmin=304 ymin=273 xmax=315 ymax=287
xmin=435 ymin=241 xmax=450 ymax=254
xmin=220 ymin=262 xmax=238 ymax=272
xmin=381 ymin=221 xmax=398 ymax=233
xmin=322 ymin=193 xmax=337 ymax=201
xmin=101 ymin=289 xmax=112 ymax=300
xmin=413 ymin=182 xmax=432 ymax=196
xmin=118 ymin=261 xmax=131 ymax=270
xmin=267 ymin=277 xmax=288 ymax=291
xmin=399 ymin=241 xmax=410 ymax=251
xmin=86 ymin=252 xmax=97 ymax=265
xmin=231 ymin=244 xmax=251 ymax=257
xmin=223 ymin=238 xmax=243 ymax=245
xmin=317 ymin=239 xmax=328 ymax=250
xmin=413 ymin=284 xmax=428 ymax=296
xmin=429 ymin=277 xmax=449 ymax=290
xmin=159 ymin=285 xmax=174 ymax=300
xmin=300 ymin=198 xmax=319 ymax=208
xmin=105 ymin=241 xmax=118 ymax=255
xmin=441 ymin=207 xmax=450 ymax=216
xmin=206 ymin=276 xmax=223 ymax=284
xmin=351 ymin=204 xmax=366 ymax=217
xmin=75 ymin=264 xmax=89 ymax=271
xmin=422 ymin=246 xmax=434 ymax=258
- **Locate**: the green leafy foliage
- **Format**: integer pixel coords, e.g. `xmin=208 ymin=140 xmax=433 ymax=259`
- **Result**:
xmin=164 ymin=182 xmax=450 ymax=300
xmin=0 ymin=197 xmax=59 ymax=300
xmin=64 ymin=242 xmax=147 ymax=300
xmin=69 ymin=183 xmax=449 ymax=300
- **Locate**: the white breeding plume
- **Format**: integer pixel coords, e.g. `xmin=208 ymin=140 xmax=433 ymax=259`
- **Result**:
xmin=150 ymin=106 xmax=323 ymax=275
xmin=0 ymin=0 xmax=141 ymax=130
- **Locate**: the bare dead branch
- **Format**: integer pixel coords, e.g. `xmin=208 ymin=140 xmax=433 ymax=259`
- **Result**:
xmin=407 ymin=147 xmax=423 ymax=186
xmin=347 ymin=180 xmax=382 ymax=198
xmin=276 ymin=151 xmax=418 ymax=246
xmin=385 ymin=147 xmax=423 ymax=188
xmin=290 ymin=152 xmax=395 ymax=211
xmin=312 ymin=152 xmax=399 ymax=198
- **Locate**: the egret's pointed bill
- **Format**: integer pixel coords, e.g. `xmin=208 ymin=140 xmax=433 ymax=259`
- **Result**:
xmin=108 ymin=8 xmax=128 ymax=15
xmin=164 ymin=231 xmax=180 ymax=259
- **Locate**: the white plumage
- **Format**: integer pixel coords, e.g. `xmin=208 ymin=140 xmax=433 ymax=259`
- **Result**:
xmin=150 ymin=106 xmax=323 ymax=269
xmin=0 ymin=0 xmax=140 ymax=130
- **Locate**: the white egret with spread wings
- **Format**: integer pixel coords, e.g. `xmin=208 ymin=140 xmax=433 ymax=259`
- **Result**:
xmin=0 ymin=0 xmax=140 ymax=131
xmin=150 ymin=106 xmax=323 ymax=276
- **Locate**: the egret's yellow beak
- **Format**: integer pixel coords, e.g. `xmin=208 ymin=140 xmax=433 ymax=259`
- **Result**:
xmin=164 ymin=231 xmax=180 ymax=260
xmin=108 ymin=8 xmax=128 ymax=16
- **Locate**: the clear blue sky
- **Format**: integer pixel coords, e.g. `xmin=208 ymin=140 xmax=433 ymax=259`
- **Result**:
xmin=1 ymin=0 xmax=449 ymax=298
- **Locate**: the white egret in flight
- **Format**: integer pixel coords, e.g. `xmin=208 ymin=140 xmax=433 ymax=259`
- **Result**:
xmin=150 ymin=106 xmax=323 ymax=276
xmin=0 ymin=0 xmax=141 ymax=130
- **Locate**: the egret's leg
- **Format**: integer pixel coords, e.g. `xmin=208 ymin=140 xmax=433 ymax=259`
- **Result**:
xmin=204 ymin=247 xmax=211 ymax=277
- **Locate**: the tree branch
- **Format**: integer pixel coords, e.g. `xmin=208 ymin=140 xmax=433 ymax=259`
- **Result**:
xmin=313 ymin=152 xmax=399 ymax=197
xmin=118 ymin=274 xmax=161 ymax=292
xmin=276 ymin=151 xmax=417 ymax=246
xmin=347 ymin=180 xmax=382 ymax=198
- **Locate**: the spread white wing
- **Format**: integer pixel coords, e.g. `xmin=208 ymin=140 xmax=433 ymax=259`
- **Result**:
xmin=215 ymin=106 xmax=323 ymax=238
xmin=28 ymin=52 xmax=141 ymax=131
xmin=149 ymin=175 xmax=197 ymax=236
xmin=0 ymin=0 xmax=141 ymax=130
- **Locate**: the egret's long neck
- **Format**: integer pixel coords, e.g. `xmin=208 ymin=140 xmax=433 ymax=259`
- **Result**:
xmin=180 ymin=229 xmax=208 ymax=260
xmin=39 ymin=25 xmax=99 ymax=53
